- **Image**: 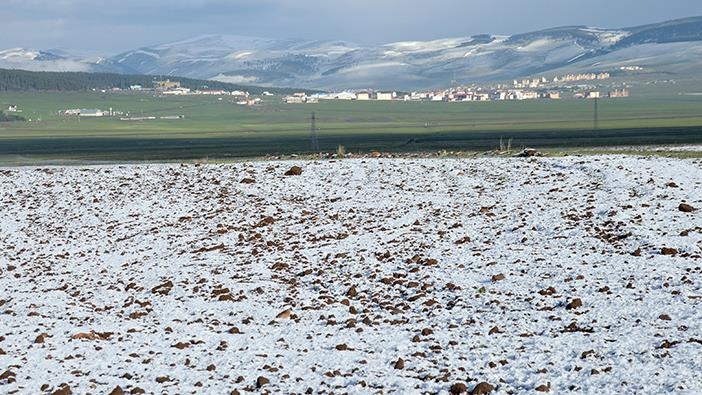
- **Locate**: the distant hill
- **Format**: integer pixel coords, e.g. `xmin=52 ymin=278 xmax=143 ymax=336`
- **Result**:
xmin=0 ymin=69 xmax=315 ymax=94
xmin=2 ymin=16 xmax=702 ymax=90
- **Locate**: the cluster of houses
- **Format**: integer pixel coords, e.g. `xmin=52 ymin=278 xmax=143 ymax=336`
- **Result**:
xmin=513 ymin=73 xmax=611 ymax=88
xmin=286 ymin=85 xmax=628 ymax=104
xmin=283 ymin=93 xmax=319 ymax=104
xmin=126 ymin=80 xmax=252 ymax=99
xmin=61 ymin=108 xmax=121 ymax=117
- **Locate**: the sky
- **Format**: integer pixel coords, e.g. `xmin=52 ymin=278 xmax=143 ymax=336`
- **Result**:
xmin=2 ymin=0 xmax=702 ymax=54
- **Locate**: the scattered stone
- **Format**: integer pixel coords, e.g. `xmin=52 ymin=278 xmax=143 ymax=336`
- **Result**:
xmin=516 ymin=148 xmax=540 ymax=157
xmin=470 ymin=381 xmax=495 ymax=394
xmin=347 ymin=285 xmax=358 ymax=298
xmin=0 ymin=370 xmax=16 ymax=383
xmin=276 ymin=309 xmax=292 ymax=320
xmin=151 ymin=280 xmax=174 ymax=295
xmin=661 ymin=247 xmax=678 ymax=256
xmin=450 ymin=382 xmax=468 ymax=394
xmin=72 ymin=331 xmax=113 ymax=341
xmin=284 ymin=166 xmax=303 ymax=176
xmin=51 ymin=384 xmax=72 ymax=395
xmin=491 ymin=273 xmax=505 ymax=282
xmin=566 ymin=298 xmax=583 ymax=310
xmin=679 ymin=203 xmax=695 ymax=212
xmin=256 ymin=376 xmax=270 ymax=387
xmin=535 ymin=382 xmax=550 ymax=392
xmin=393 ymin=357 xmax=405 ymax=369
xmin=240 ymin=178 xmax=256 ymax=184
xmin=659 ymin=314 xmax=672 ymax=321
xmin=108 ymin=386 xmax=125 ymax=395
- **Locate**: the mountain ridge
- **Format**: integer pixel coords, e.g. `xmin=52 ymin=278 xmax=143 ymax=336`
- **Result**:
xmin=1 ymin=16 xmax=702 ymax=90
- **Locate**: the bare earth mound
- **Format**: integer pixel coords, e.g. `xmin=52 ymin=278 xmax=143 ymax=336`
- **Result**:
xmin=1 ymin=156 xmax=701 ymax=394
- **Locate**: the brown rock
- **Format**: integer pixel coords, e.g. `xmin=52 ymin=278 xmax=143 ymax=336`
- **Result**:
xmin=470 ymin=381 xmax=495 ymax=395
xmin=0 ymin=370 xmax=16 ymax=383
xmin=535 ymin=382 xmax=551 ymax=392
xmin=566 ymin=298 xmax=583 ymax=310
xmin=659 ymin=314 xmax=672 ymax=321
xmin=450 ymin=382 xmax=468 ymax=394
xmin=393 ymin=358 xmax=405 ymax=369
xmin=538 ymin=286 xmax=557 ymax=296
xmin=72 ymin=331 xmax=113 ymax=341
xmin=284 ymin=166 xmax=303 ymax=176
xmin=155 ymin=376 xmax=170 ymax=383
xmin=35 ymin=333 xmax=46 ymax=344
xmin=491 ymin=274 xmax=505 ymax=282
xmin=488 ymin=326 xmax=501 ymax=335
xmin=256 ymin=376 xmax=270 ymax=387
xmin=151 ymin=280 xmax=174 ymax=295
xmin=256 ymin=216 xmax=275 ymax=227
xmin=228 ymin=327 xmax=241 ymax=334
xmin=276 ymin=309 xmax=291 ymax=320
xmin=679 ymin=203 xmax=695 ymax=212
xmin=130 ymin=387 xmax=145 ymax=394
xmin=517 ymin=148 xmax=540 ymax=157
xmin=335 ymin=343 xmax=349 ymax=351
xmin=661 ymin=247 xmax=678 ymax=256
xmin=51 ymin=385 xmax=72 ymax=395
xmin=347 ymin=286 xmax=358 ymax=298
xmin=631 ymin=248 xmax=642 ymax=257
xmin=108 ymin=386 xmax=125 ymax=395
xmin=240 ymin=178 xmax=256 ymax=184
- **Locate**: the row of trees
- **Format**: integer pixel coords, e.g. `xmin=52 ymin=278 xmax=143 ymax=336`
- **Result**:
xmin=0 ymin=68 xmax=308 ymax=94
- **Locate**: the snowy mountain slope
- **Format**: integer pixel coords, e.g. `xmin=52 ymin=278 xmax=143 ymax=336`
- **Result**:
xmin=2 ymin=16 xmax=702 ymax=89
xmin=0 ymin=48 xmax=128 ymax=74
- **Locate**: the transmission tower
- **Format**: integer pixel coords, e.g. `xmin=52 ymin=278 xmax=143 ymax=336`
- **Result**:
xmin=310 ymin=112 xmax=319 ymax=152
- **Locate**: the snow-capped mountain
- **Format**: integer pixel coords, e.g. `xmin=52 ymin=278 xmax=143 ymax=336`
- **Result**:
xmin=0 ymin=48 xmax=127 ymax=73
xmin=2 ymin=16 xmax=702 ymax=89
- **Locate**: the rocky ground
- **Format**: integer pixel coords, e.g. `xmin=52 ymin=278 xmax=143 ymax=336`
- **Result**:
xmin=0 ymin=156 xmax=701 ymax=394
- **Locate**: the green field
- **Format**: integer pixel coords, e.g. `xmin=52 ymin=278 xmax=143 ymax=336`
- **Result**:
xmin=1 ymin=79 xmax=702 ymax=163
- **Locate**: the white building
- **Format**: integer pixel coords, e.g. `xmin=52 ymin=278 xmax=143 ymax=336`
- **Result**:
xmin=377 ymin=92 xmax=394 ymax=101
xmin=356 ymin=92 xmax=371 ymax=100
xmin=79 ymin=109 xmax=105 ymax=117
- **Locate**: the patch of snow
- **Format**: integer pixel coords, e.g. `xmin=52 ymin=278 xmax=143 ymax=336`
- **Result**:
xmin=210 ymin=74 xmax=259 ymax=84
xmin=0 ymin=157 xmax=700 ymax=394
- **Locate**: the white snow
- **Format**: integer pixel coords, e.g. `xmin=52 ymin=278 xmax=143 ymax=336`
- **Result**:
xmin=0 ymin=48 xmax=40 ymax=61
xmin=0 ymin=156 xmax=701 ymax=394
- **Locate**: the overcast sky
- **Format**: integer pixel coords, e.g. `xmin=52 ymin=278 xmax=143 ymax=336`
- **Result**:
xmin=2 ymin=0 xmax=702 ymax=54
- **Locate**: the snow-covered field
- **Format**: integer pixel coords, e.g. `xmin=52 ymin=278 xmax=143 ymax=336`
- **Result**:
xmin=1 ymin=156 xmax=701 ymax=394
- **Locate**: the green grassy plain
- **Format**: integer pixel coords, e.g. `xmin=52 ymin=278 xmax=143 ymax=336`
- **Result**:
xmin=1 ymin=78 xmax=702 ymax=163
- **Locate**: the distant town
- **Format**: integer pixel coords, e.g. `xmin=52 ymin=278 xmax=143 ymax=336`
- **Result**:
xmin=16 ymin=70 xmax=631 ymax=122
xmin=285 ymin=71 xmax=630 ymax=104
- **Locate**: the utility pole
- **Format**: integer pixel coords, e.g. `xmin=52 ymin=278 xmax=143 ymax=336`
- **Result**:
xmin=310 ymin=112 xmax=319 ymax=152
xmin=593 ymin=97 xmax=599 ymax=130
